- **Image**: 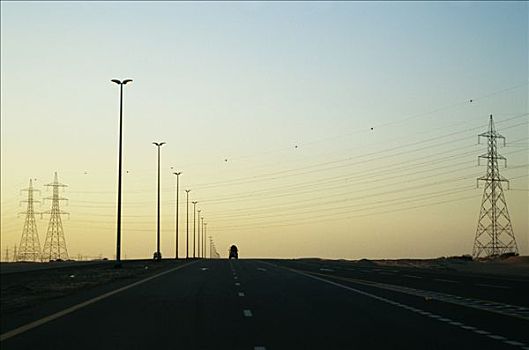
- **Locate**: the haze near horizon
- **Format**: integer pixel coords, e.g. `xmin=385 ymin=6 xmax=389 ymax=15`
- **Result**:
xmin=1 ymin=1 xmax=527 ymax=260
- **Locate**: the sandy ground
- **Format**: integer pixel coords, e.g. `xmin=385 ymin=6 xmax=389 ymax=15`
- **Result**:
xmin=0 ymin=260 xmax=112 ymax=274
xmin=0 ymin=259 xmax=180 ymax=315
xmin=372 ymin=255 xmax=529 ymax=277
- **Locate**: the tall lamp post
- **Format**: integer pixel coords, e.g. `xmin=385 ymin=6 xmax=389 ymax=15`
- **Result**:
xmin=192 ymin=201 xmax=198 ymax=258
xmin=173 ymin=172 xmax=182 ymax=259
xmin=202 ymin=218 xmax=206 ymax=258
xmin=153 ymin=142 xmax=166 ymax=261
xmin=111 ymin=78 xmax=132 ymax=268
xmin=185 ymin=189 xmax=191 ymax=259
xmin=197 ymin=209 xmax=201 ymax=258
xmin=204 ymin=223 xmax=208 ymax=258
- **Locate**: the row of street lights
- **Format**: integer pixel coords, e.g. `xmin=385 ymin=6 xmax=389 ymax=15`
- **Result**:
xmin=188 ymin=198 xmax=207 ymax=259
xmin=112 ymin=79 xmax=209 ymax=266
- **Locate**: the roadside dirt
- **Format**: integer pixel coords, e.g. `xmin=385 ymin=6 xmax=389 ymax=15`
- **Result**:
xmin=0 ymin=260 xmax=180 ymax=315
xmin=372 ymin=255 xmax=529 ymax=277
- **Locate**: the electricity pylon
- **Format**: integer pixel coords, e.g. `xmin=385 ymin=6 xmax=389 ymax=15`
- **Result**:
xmin=42 ymin=172 xmax=69 ymax=261
xmin=17 ymin=179 xmax=42 ymax=262
xmin=473 ymin=115 xmax=518 ymax=258
xmin=209 ymin=236 xmax=220 ymax=259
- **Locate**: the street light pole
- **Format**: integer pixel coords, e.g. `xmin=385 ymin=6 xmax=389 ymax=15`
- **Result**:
xmin=111 ymin=78 xmax=132 ymax=268
xmin=197 ymin=209 xmax=201 ymax=258
xmin=204 ymin=222 xmax=206 ymax=258
xmin=185 ymin=190 xmax=191 ymax=259
xmin=198 ymin=217 xmax=204 ymax=257
xmin=153 ymin=142 xmax=166 ymax=261
xmin=173 ymin=172 xmax=182 ymax=259
xmin=192 ymin=201 xmax=198 ymax=258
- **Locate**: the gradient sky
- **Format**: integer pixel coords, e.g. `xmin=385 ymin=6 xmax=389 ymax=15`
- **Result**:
xmin=1 ymin=1 xmax=528 ymax=260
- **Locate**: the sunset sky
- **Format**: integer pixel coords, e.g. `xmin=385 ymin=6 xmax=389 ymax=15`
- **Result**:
xmin=1 ymin=1 xmax=527 ymax=260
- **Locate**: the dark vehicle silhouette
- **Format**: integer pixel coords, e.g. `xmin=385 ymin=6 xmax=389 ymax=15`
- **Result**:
xmin=229 ymin=245 xmax=238 ymax=259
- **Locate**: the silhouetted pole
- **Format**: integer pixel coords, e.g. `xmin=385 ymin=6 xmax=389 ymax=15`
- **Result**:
xmin=201 ymin=216 xmax=205 ymax=258
xmin=173 ymin=172 xmax=182 ymax=259
xmin=185 ymin=190 xmax=191 ymax=259
xmin=192 ymin=201 xmax=198 ymax=258
xmin=111 ymin=78 xmax=132 ymax=268
xmin=203 ymin=222 xmax=206 ymax=258
xmin=153 ymin=142 xmax=166 ymax=261
xmin=197 ymin=209 xmax=201 ymax=258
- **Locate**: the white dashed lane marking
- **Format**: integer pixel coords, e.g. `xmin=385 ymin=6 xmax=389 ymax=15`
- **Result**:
xmin=254 ymin=347 xmax=266 ymax=350
xmin=238 ymin=292 xmax=245 ymax=297
xmin=434 ymin=278 xmax=458 ymax=283
xmin=476 ymin=283 xmax=510 ymax=290
xmin=404 ymin=275 xmax=422 ymax=279
xmin=505 ymin=341 xmax=525 ymax=346
xmin=235 ymin=282 xmax=240 ymax=286
xmin=243 ymin=309 xmax=253 ymax=317
xmin=488 ymin=335 xmax=506 ymax=340
xmin=257 ymin=268 xmax=267 ymax=271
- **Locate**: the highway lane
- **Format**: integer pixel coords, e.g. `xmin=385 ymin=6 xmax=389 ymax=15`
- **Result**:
xmin=1 ymin=259 xmax=528 ymax=350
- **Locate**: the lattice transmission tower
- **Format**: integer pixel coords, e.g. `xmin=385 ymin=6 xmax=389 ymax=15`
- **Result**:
xmin=473 ymin=115 xmax=518 ymax=258
xmin=42 ymin=172 xmax=70 ymax=261
xmin=17 ymin=179 xmax=43 ymax=262
xmin=209 ymin=236 xmax=221 ymax=259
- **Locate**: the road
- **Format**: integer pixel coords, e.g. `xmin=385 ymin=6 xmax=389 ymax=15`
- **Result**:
xmin=1 ymin=259 xmax=528 ymax=350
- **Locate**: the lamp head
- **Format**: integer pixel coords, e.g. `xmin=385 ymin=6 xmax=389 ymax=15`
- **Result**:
xmin=111 ymin=79 xmax=133 ymax=85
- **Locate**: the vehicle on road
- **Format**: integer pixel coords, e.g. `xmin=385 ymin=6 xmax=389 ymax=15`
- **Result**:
xmin=229 ymin=245 xmax=238 ymax=259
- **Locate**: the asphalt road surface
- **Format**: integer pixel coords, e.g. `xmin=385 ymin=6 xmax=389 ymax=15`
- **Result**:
xmin=1 ymin=259 xmax=528 ymax=350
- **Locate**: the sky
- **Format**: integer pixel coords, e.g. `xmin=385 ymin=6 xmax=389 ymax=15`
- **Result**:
xmin=1 ymin=1 xmax=528 ymax=261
